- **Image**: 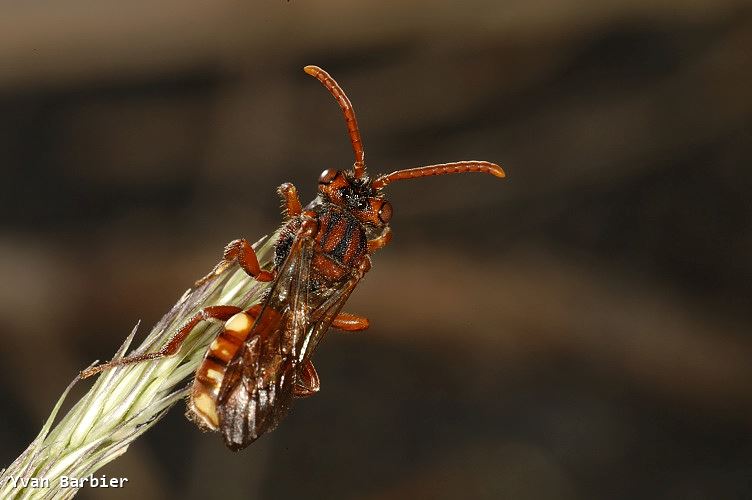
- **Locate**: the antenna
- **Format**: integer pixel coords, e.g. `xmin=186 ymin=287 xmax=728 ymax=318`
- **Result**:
xmin=372 ymin=161 xmax=505 ymax=189
xmin=304 ymin=65 xmax=366 ymax=178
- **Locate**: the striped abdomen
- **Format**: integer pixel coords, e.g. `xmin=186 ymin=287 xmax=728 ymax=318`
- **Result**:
xmin=188 ymin=312 xmax=256 ymax=429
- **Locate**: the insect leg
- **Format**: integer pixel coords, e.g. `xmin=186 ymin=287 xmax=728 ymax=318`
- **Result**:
xmin=294 ymin=359 xmax=320 ymax=398
xmin=218 ymin=210 xmax=319 ymax=285
xmin=299 ymin=210 xmax=321 ymax=237
xmin=278 ymin=182 xmax=302 ymax=218
xmin=367 ymin=227 xmax=392 ymax=253
xmin=195 ymin=238 xmax=275 ymax=286
xmin=332 ymin=312 xmax=369 ymax=332
xmin=245 ymin=303 xmax=263 ymax=318
xmin=80 ymin=305 xmax=243 ymax=379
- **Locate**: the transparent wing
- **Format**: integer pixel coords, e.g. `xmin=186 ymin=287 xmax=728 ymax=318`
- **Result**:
xmin=215 ymin=230 xmax=315 ymax=450
xmin=288 ymin=233 xmax=313 ymax=359
xmin=296 ymin=260 xmax=368 ymax=362
xmin=215 ymin=224 xmax=368 ymax=450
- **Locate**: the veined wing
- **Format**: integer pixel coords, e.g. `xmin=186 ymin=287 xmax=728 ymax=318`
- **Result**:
xmin=215 ymin=224 xmax=369 ymax=450
xmin=295 ymin=257 xmax=368 ymax=363
xmin=215 ymin=229 xmax=316 ymax=450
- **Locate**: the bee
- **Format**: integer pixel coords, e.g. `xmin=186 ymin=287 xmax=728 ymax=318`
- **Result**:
xmin=81 ymin=66 xmax=505 ymax=450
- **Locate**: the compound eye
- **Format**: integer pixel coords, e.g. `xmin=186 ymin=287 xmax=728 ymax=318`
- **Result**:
xmin=378 ymin=201 xmax=393 ymax=223
xmin=319 ymin=169 xmax=338 ymax=184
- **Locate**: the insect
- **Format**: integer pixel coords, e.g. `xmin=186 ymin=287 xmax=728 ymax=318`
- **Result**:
xmin=81 ymin=65 xmax=505 ymax=450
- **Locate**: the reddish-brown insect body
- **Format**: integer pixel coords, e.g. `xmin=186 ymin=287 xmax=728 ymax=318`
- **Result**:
xmin=81 ymin=66 xmax=505 ymax=451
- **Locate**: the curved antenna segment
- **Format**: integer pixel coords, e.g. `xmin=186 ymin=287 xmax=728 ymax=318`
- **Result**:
xmin=372 ymin=161 xmax=505 ymax=189
xmin=304 ymin=65 xmax=366 ymax=178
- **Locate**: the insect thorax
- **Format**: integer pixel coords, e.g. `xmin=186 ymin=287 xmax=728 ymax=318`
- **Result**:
xmin=275 ymin=200 xmax=368 ymax=286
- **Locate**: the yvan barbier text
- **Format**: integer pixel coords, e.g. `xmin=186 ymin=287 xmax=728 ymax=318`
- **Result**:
xmin=3 ymin=474 xmax=128 ymax=488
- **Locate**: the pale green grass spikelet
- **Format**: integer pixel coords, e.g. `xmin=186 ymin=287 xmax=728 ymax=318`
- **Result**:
xmin=0 ymin=233 xmax=279 ymax=500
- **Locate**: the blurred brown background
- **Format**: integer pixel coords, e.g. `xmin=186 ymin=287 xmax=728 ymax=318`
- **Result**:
xmin=1 ymin=1 xmax=751 ymax=499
